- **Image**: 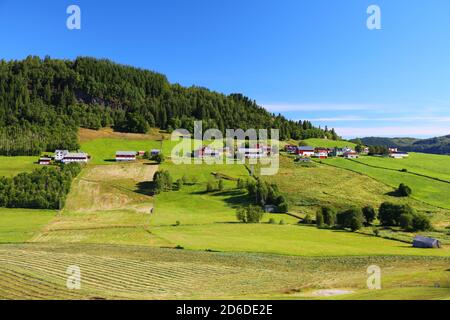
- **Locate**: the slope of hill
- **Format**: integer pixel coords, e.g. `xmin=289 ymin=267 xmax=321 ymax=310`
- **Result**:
xmin=0 ymin=56 xmax=335 ymax=156
xmin=356 ymin=136 xmax=450 ymax=155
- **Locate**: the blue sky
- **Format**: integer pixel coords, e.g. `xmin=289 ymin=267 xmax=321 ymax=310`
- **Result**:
xmin=1 ymin=0 xmax=449 ymax=138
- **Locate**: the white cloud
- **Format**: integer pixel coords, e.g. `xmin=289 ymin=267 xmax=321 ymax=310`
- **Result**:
xmin=310 ymin=116 xmax=450 ymax=122
xmin=263 ymin=103 xmax=377 ymax=112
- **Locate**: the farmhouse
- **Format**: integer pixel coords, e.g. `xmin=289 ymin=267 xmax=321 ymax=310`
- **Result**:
xmin=344 ymin=151 xmax=359 ymax=159
xmin=413 ymin=236 xmax=441 ymax=249
xmin=137 ymin=151 xmax=146 ymax=157
xmin=389 ymin=147 xmax=398 ymax=153
xmin=194 ymin=146 xmax=222 ymax=158
xmin=38 ymin=157 xmax=52 ymax=165
xmin=285 ymin=145 xmax=297 ymax=153
xmin=389 ymin=152 xmax=409 ymax=159
xmin=116 ymin=151 xmax=137 ymax=162
xmin=314 ymin=147 xmax=328 ymax=159
xmin=62 ymin=153 xmax=89 ymax=164
xmin=54 ymin=150 xmax=69 ymax=162
xmin=150 ymin=149 xmax=161 ymax=156
xmin=237 ymin=147 xmax=265 ymax=159
xmin=296 ymin=146 xmax=315 ymax=157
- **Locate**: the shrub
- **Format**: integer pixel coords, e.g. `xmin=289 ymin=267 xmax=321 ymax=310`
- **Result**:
xmin=303 ymin=214 xmax=313 ymax=224
xmin=151 ymin=153 xmax=165 ymax=164
xmin=268 ymin=218 xmax=276 ymax=224
xmin=362 ymin=206 xmax=377 ymax=225
xmin=278 ymin=202 xmax=289 ymax=213
xmin=373 ymin=227 xmax=380 ymax=237
xmin=218 ymin=179 xmax=224 ymax=191
xmin=399 ymin=214 xmax=414 ymax=231
xmin=236 ymin=178 xmax=246 ymax=189
xmin=175 ymin=179 xmax=183 ymax=191
xmin=236 ymin=205 xmax=264 ymax=224
xmin=153 ymin=170 xmax=173 ymax=194
xmin=316 ymin=211 xmax=324 ymax=227
xmin=411 ymin=213 xmax=432 ymax=231
xmin=321 ymin=206 xmax=337 ymax=227
xmin=379 ymin=202 xmax=414 ymax=226
xmin=337 ymin=207 xmax=364 ymax=231
xmin=175 ymin=221 xmax=181 ymax=226
xmin=397 ymin=183 xmax=412 ymax=197
xmin=206 ymin=180 xmax=216 ymax=193
xmin=279 ymin=219 xmax=286 ymax=225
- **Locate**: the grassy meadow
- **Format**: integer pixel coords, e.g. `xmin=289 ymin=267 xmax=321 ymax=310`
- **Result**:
xmin=302 ymin=138 xmax=356 ymax=149
xmin=353 ymin=153 xmax=450 ymax=182
xmin=0 ymin=133 xmax=449 ymax=300
xmin=0 ymin=208 xmax=56 ymax=243
xmin=0 ymin=156 xmax=39 ymax=177
xmin=321 ymin=157 xmax=450 ymax=210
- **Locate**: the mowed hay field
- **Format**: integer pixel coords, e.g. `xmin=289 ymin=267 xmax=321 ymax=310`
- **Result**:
xmin=0 ymin=244 xmax=448 ymax=300
xmin=31 ymin=162 xmax=166 ymax=247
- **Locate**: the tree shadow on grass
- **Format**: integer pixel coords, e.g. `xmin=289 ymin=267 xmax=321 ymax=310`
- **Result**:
xmin=212 ymin=189 xmax=253 ymax=209
xmin=135 ymin=181 xmax=155 ymax=196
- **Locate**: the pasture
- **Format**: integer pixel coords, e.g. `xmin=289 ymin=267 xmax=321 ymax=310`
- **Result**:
xmin=354 ymin=153 xmax=450 ymax=182
xmin=0 ymin=156 xmax=39 ymax=177
xmin=322 ymin=157 xmax=450 ymax=210
xmin=0 ymin=209 xmax=55 ymax=243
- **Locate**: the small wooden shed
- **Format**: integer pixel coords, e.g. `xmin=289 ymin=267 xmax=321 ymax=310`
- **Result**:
xmin=413 ymin=236 xmax=441 ymax=249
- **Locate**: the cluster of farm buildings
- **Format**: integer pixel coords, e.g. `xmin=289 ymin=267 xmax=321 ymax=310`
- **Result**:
xmin=193 ymin=144 xmax=273 ymax=159
xmin=38 ymin=149 xmax=162 ymax=165
xmin=284 ymin=145 xmax=409 ymax=159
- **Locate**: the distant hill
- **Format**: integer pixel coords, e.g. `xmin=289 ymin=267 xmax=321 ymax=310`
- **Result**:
xmin=354 ymin=135 xmax=450 ymax=155
xmin=0 ymin=56 xmax=337 ymax=156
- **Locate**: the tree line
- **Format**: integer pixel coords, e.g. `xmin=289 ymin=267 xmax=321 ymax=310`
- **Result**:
xmin=0 ymin=56 xmax=338 ymax=155
xmin=0 ymin=163 xmax=81 ymax=209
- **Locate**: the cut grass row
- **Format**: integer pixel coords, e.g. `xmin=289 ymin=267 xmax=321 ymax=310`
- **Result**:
xmin=0 ymin=244 xmax=448 ymax=300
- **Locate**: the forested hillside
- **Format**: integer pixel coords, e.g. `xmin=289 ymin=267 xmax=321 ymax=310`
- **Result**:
xmin=356 ymin=136 xmax=450 ymax=155
xmin=0 ymin=56 xmax=337 ymax=155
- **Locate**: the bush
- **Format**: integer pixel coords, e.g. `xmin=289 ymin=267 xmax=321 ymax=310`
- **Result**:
xmin=236 ymin=206 xmax=264 ymax=224
xmin=321 ymin=206 xmax=337 ymax=227
xmin=279 ymin=219 xmax=286 ymax=225
xmin=399 ymin=214 xmax=414 ymax=231
xmin=218 ymin=179 xmax=224 ymax=191
xmin=316 ymin=211 xmax=324 ymax=227
xmin=362 ymin=206 xmax=377 ymax=225
xmin=303 ymin=214 xmax=313 ymax=224
xmin=373 ymin=227 xmax=380 ymax=237
xmin=397 ymin=183 xmax=412 ymax=197
xmin=206 ymin=180 xmax=216 ymax=193
xmin=151 ymin=153 xmax=165 ymax=164
xmin=411 ymin=213 xmax=432 ymax=231
xmin=236 ymin=178 xmax=246 ymax=189
xmin=268 ymin=218 xmax=276 ymax=224
xmin=153 ymin=170 xmax=173 ymax=194
xmin=337 ymin=207 xmax=364 ymax=231
xmin=378 ymin=202 xmax=414 ymax=226
xmin=278 ymin=202 xmax=289 ymax=213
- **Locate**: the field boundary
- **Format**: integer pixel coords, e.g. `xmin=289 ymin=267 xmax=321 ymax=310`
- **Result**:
xmin=316 ymin=160 xmax=450 ymax=211
xmin=349 ymin=159 xmax=450 ymax=184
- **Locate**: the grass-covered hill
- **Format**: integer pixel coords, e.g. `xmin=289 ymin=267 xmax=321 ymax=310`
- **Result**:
xmin=356 ymin=135 xmax=450 ymax=155
xmin=0 ymin=56 xmax=338 ymax=156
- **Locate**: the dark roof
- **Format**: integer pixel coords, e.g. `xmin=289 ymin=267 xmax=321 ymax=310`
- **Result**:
xmin=413 ymin=236 xmax=441 ymax=248
xmin=298 ymin=146 xmax=314 ymax=151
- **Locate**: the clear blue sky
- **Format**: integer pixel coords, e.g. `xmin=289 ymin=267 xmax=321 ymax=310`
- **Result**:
xmin=1 ymin=0 xmax=449 ymax=138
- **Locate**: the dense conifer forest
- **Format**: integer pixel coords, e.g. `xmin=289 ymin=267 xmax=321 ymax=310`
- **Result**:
xmin=0 ymin=56 xmax=338 ymax=155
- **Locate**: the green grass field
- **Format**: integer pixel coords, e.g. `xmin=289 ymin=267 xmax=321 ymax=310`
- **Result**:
xmin=321 ymin=157 xmax=450 ymax=210
xmin=0 ymin=244 xmax=447 ymax=300
xmin=0 ymin=156 xmax=39 ymax=177
xmin=0 ymin=134 xmax=449 ymax=300
xmin=0 ymin=209 xmax=56 ymax=243
xmin=354 ymin=153 xmax=450 ymax=182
